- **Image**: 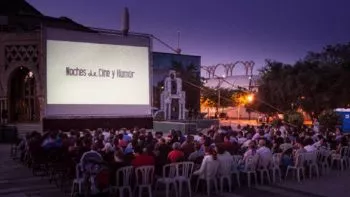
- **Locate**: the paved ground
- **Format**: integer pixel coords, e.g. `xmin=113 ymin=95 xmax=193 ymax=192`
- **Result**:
xmin=0 ymin=144 xmax=349 ymax=197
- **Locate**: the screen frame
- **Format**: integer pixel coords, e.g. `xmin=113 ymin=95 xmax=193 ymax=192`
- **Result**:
xmin=44 ymin=27 xmax=153 ymax=118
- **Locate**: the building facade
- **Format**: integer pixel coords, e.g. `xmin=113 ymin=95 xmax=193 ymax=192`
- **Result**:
xmin=0 ymin=1 xmax=202 ymax=126
xmin=0 ymin=0 xmax=97 ymax=124
xmin=152 ymin=52 xmax=201 ymax=116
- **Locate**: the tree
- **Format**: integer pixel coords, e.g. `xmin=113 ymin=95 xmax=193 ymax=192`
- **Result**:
xmin=318 ymin=110 xmax=341 ymax=132
xmin=254 ymin=43 xmax=350 ymax=118
xmin=171 ymin=61 xmax=202 ymax=113
xmin=200 ymin=87 xmax=237 ymax=111
xmin=284 ymin=111 xmax=304 ymax=128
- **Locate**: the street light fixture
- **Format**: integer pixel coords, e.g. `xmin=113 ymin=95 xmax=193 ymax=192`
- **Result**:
xmin=247 ymin=94 xmax=254 ymax=103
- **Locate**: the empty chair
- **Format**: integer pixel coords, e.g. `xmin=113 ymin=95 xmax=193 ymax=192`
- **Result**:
xmin=304 ymin=152 xmax=319 ymax=178
xmin=174 ymin=162 xmax=194 ymax=197
xmin=240 ymin=155 xmax=259 ymax=187
xmin=217 ymin=153 xmax=233 ymax=193
xmin=270 ymin=153 xmax=282 ymax=183
xmin=110 ymin=166 xmax=133 ymax=197
xmin=256 ymin=155 xmax=272 ymax=185
xmin=285 ymin=153 xmax=305 ymax=182
xmin=155 ymin=163 xmax=178 ymax=197
xmin=70 ymin=163 xmax=84 ymax=197
xmin=317 ymin=149 xmax=331 ymax=175
xmin=331 ymin=146 xmax=348 ymax=171
xmin=135 ymin=165 xmax=154 ymax=197
xmin=231 ymin=157 xmax=241 ymax=188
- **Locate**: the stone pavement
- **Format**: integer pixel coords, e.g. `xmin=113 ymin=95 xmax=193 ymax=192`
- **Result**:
xmin=0 ymin=144 xmax=349 ymax=197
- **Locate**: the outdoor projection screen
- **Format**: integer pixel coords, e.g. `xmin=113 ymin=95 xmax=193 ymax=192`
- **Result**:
xmin=45 ymin=28 xmax=151 ymax=117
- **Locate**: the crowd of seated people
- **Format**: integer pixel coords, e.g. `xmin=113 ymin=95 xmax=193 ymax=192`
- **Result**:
xmin=16 ymin=123 xmax=350 ymax=196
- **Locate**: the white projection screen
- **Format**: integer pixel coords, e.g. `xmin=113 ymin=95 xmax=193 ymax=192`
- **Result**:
xmin=45 ymin=28 xmax=152 ymax=117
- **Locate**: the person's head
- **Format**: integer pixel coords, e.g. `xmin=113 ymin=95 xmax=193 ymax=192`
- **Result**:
xmin=133 ymin=146 xmax=143 ymax=155
xmin=259 ymin=129 xmax=265 ymax=136
xmin=224 ymin=135 xmax=230 ymax=143
xmin=216 ymin=144 xmax=226 ymax=155
xmin=248 ymin=141 xmax=256 ymax=149
xmin=200 ymin=135 xmax=206 ymax=144
xmin=295 ymin=139 xmax=304 ymax=148
xmin=158 ymin=138 xmax=166 ymax=144
xmin=194 ymin=142 xmax=201 ymax=151
xmin=207 ymin=146 xmax=217 ymax=160
xmin=155 ymin=132 xmax=163 ymax=139
xmin=91 ymin=143 xmax=99 ymax=151
xmin=186 ymin=135 xmax=194 ymax=143
xmin=172 ymin=142 xmax=181 ymax=150
xmin=336 ymin=127 xmax=341 ymax=135
xmin=258 ymin=139 xmax=266 ymax=148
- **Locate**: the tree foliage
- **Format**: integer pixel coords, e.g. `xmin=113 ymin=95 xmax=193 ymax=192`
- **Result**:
xmin=254 ymin=42 xmax=350 ymax=118
xmin=283 ymin=111 xmax=304 ymax=127
xmin=200 ymin=87 xmax=251 ymax=111
xmin=318 ymin=110 xmax=341 ymax=132
xmin=171 ymin=61 xmax=202 ymax=113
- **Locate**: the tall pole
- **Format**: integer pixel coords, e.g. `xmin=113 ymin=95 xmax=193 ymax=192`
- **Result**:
xmin=218 ymin=89 xmax=221 ymax=114
xmin=248 ymin=75 xmax=253 ymax=120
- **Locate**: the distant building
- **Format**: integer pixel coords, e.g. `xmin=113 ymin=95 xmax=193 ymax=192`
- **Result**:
xmin=152 ymin=52 xmax=201 ymax=114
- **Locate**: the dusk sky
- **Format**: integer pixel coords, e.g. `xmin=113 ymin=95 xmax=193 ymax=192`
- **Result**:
xmin=27 ymin=0 xmax=350 ymax=74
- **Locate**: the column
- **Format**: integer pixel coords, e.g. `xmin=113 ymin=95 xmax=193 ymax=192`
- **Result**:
xmin=0 ymin=99 xmax=3 ymax=123
xmin=178 ymin=102 xmax=181 ymax=120
xmin=167 ymin=103 xmax=171 ymax=120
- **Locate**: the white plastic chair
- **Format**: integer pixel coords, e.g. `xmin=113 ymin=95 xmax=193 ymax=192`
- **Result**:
xmin=240 ymin=155 xmax=258 ymax=187
xmin=217 ymin=158 xmax=233 ymax=192
xmin=231 ymin=158 xmax=241 ymax=187
xmin=304 ymin=151 xmax=319 ymax=178
xmin=110 ymin=166 xmax=133 ymax=197
xmin=270 ymin=153 xmax=282 ymax=183
xmin=257 ymin=155 xmax=272 ymax=184
xmin=155 ymin=163 xmax=178 ymax=197
xmin=195 ymin=159 xmax=220 ymax=196
xmin=331 ymin=146 xmax=348 ymax=171
xmin=233 ymin=155 xmax=243 ymax=164
xmin=285 ymin=153 xmax=305 ymax=182
xmin=317 ymin=149 xmax=331 ymax=175
xmin=174 ymin=162 xmax=194 ymax=197
xmin=70 ymin=163 xmax=84 ymax=197
xmin=135 ymin=165 xmax=154 ymax=197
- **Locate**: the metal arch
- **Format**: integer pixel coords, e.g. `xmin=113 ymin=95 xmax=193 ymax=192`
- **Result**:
xmin=200 ymin=60 xmax=255 ymax=79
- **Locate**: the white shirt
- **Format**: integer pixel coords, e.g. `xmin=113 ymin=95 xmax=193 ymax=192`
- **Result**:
xmin=193 ymin=155 xmax=219 ymax=179
xmin=304 ymin=145 xmax=317 ymax=152
xmin=257 ymin=146 xmax=272 ymax=167
xmin=217 ymin=151 xmax=233 ymax=176
xmin=238 ymin=137 xmax=247 ymax=144
xmin=252 ymin=133 xmax=260 ymax=141
xmin=242 ymin=139 xmax=252 ymax=147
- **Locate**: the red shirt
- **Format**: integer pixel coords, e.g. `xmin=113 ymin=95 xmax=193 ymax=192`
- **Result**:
xmin=168 ymin=150 xmax=184 ymax=163
xmin=131 ymin=154 xmax=155 ymax=167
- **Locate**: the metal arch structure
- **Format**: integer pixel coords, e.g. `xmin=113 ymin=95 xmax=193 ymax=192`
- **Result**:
xmin=201 ymin=61 xmax=255 ymax=79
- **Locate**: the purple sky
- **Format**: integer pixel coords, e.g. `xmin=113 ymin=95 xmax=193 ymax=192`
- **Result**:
xmin=27 ymin=0 xmax=350 ymax=74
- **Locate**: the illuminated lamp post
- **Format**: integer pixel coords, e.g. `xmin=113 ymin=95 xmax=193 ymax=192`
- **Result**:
xmin=246 ymin=93 xmax=254 ymax=120
xmin=216 ymin=75 xmax=225 ymax=118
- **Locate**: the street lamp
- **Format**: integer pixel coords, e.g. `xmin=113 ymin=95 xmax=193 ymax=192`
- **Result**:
xmin=247 ymin=94 xmax=254 ymax=103
xmin=217 ymin=75 xmax=225 ymax=117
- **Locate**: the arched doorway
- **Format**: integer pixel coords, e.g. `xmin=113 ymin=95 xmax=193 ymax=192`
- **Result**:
xmin=8 ymin=66 xmax=39 ymax=122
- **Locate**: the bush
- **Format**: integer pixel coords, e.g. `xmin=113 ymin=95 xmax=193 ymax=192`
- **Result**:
xmin=284 ymin=111 xmax=304 ymax=127
xmin=318 ymin=110 xmax=340 ymax=132
xmin=271 ymin=118 xmax=282 ymax=127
